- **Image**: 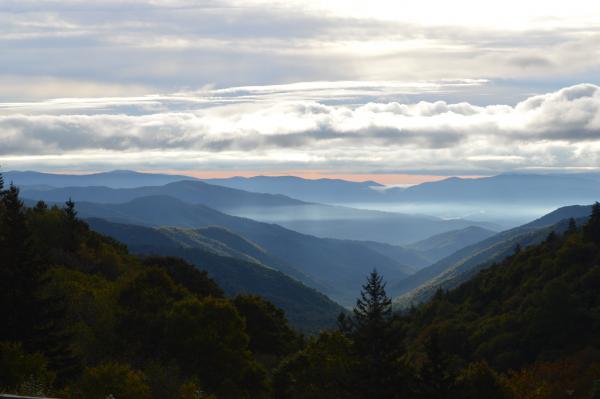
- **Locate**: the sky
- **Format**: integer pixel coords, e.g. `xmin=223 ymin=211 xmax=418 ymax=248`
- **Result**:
xmin=1 ymin=0 xmax=600 ymax=184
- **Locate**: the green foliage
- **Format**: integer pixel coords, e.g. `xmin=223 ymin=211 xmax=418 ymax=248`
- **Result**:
xmin=349 ymin=270 xmax=405 ymax=398
xmin=233 ymin=294 xmax=302 ymax=357
xmin=455 ymin=361 xmax=510 ymax=399
xmin=3 ymin=167 xmax=600 ymax=399
xmin=403 ymin=208 xmax=600 ymax=372
xmin=73 ymin=363 xmax=151 ymax=399
xmin=584 ymin=202 xmax=600 ymax=243
xmin=0 ymin=175 xmax=282 ymax=397
xmin=272 ymin=331 xmax=359 ymax=399
xmin=0 ymin=341 xmax=55 ymax=396
xmin=142 ymin=256 xmax=224 ymax=299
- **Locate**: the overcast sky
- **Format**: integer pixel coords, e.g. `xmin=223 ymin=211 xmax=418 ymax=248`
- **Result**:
xmin=1 ymin=0 xmax=600 ymax=182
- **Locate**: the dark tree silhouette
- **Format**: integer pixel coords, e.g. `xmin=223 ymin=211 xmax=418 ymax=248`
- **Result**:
xmin=353 ymin=269 xmax=392 ymax=328
xmin=351 ymin=269 xmax=401 ymax=398
xmin=584 ymin=202 xmax=600 ymax=243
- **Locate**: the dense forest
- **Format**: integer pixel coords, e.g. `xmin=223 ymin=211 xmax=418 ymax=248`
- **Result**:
xmin=1 ymin=172 xmax=600 ymax=398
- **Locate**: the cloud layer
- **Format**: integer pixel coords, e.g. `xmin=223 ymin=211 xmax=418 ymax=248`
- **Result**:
xmin=1 ymin=83 xmax=599 ymax=174
xmin=1 ymin=0 xmax=600 ymax=101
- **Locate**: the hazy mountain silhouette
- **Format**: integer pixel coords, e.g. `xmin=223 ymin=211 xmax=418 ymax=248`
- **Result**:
xmin=392 ymin=204 xmax=594 ymax=307
xmin=29 ymin=195 xmax=414 ymax=306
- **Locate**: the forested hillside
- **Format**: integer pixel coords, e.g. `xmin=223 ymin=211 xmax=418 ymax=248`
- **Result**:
xmin=0 ymin=178 xmax=302 ymax=398
xmin=86 ymin=218 xmax=345 ymax=332
xmin=272 ymin=204 xmax=600 ymax=399
xmin=3 ymin=168 xmax=600 ymax=398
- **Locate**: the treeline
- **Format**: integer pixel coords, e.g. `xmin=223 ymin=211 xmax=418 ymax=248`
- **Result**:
xmin=1 ymin=170 xmax=600 ymax=398
xmin=0 ymin=177 xmax=300 ymax=398
xmin=274 ymin=206 xmax=600 ymax=399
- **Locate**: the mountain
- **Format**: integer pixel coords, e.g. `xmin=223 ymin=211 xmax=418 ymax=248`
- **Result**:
xmin=390 ymin=173 xmax=600 ymax=203
xmin=3 ymin=169 xmax=199 ymax=188
xmin=38 ymin=195 xmax=414 ymax=306
xmin=203 ymin=172 xmax=600 ymax=206
xmin=392 ymin=204 xmax=594 ymax=307
xmin=20 ymin=179 xmax=306 ymax=210
xmin=347 ymin=240 xmax=430 ymax=271
xmin=10 ymin=170 xmax=600 ymax=228
xmin=0 ymin=183 xmax=314 ymax=397
xmin=403 ymin=209 xmax=600 ymax=372
xmin=408 ymin=225 xmax=497 ymax=263
xmin=20 ymin=180 xmax=498 ymax=244
xmin=86 ymin=218 xmax=344 ymax=332
xmin=520 ymin=204 xmax=593 ymax=228
xmin=203 ymin=175 xmax=386 ymax=203
xmin=204 ymin=172 xmax=600 ymax=227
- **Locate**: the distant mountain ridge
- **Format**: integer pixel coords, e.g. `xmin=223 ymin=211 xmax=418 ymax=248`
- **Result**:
xmin=392 ymin=204 xmax=594 ymax=307
xmin=4 ymin=169 xmax=199 ymax=188
xmin=86 ymin=218 xmax=344 ymax=331
xmin=20 ymin=180 xmax=498 ymax=244
xmin=8 ymin=170 xmax=600 ymax=206
xmin=20 ymin=180 xmax=306 ymax=210
xmin=205 ymin=172 xmax=600 ymax=206
xmin=408 ymin=225 xmax=497 ymax=263
xmin=203 ymin=175 xmax=385 ymax=203
xmin=27 ymin=195 xmax=414 ymax=306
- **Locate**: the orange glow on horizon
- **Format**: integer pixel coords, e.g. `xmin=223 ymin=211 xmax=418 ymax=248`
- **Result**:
xmin=143 ymin=169 xmax=485 ymax=186
xmin=46 ymin=168 xmax=485 ymax=186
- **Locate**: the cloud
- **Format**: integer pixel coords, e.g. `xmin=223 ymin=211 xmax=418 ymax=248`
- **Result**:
xmin=1 ymin=0 xmax=600 ymax=100
xmin=1 ymin=83 xmax=599 ymax=174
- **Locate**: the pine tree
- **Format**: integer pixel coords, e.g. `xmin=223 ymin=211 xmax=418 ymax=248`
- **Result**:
xmin=351 ymin=270 xmax=400 ymax=398
xmin=0 ymin=184 xmax=77 ymax=384
xmin=0 ymin=183 xmax=37 ymax=345
xmin=63 ymin=198 xmax=82 ymax=252
xmin=353 ymin=269 xmax=392 ymax=328
xmin=584 ymin=202 xmax=600 ymax=243
xmin=64 ymin=197 xmax=77 ymax=220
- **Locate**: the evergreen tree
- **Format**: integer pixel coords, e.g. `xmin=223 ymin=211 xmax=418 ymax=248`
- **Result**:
xmin=64 ymin=197 xmax=77 ymax=220
xmin=63 ymin=198 xmax=83 ymax=252
xmin=584 ymin=202 xmax=600 ymax=243
xmin=0 ymin=183 xmax=76 ymax=384
xmin=353 ymin=269 xmax=392 ymax=329
xmin=351 ymin=270 xmax=400 ymax=398
xmin=0 ymin=183 xmax=34 ymax=345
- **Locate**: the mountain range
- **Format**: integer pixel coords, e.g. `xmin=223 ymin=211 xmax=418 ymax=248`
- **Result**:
xmin=10 ymin=169 xmax=600 ymax=228
xmin=205 ymin=172 xmax=600 ymax=206
xmin=392 ymin=204 xmax=594 ymax=307
xmin=86 ymin=218 xmax=344 ymax=332
xmin=18 ymin=178 xmax=497 ymax=244
xmin=26 ymin=195 xmax=414 ymax=306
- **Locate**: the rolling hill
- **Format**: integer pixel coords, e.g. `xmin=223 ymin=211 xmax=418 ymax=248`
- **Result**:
xmin=203 ymin=175 xmax=386 ymax=203
xmin=204 ymin=173 xmax=600 ymax=208
xmin=403 ymin=209 xmax=600 ymax=373
xmin=32 ymin=195 xmax=415 ymax=306
xmin=20 ymin=180 xmax=498 ymax=244
xmin=3 ymin=169 xmax=199 ymax=188
xmin=392 ymin=204 xmax=594 ymax=307
xmin=86 ymin=218 xmax=345 ymax=332
xmin=408 ymin=225 xmax=497 ymax=263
